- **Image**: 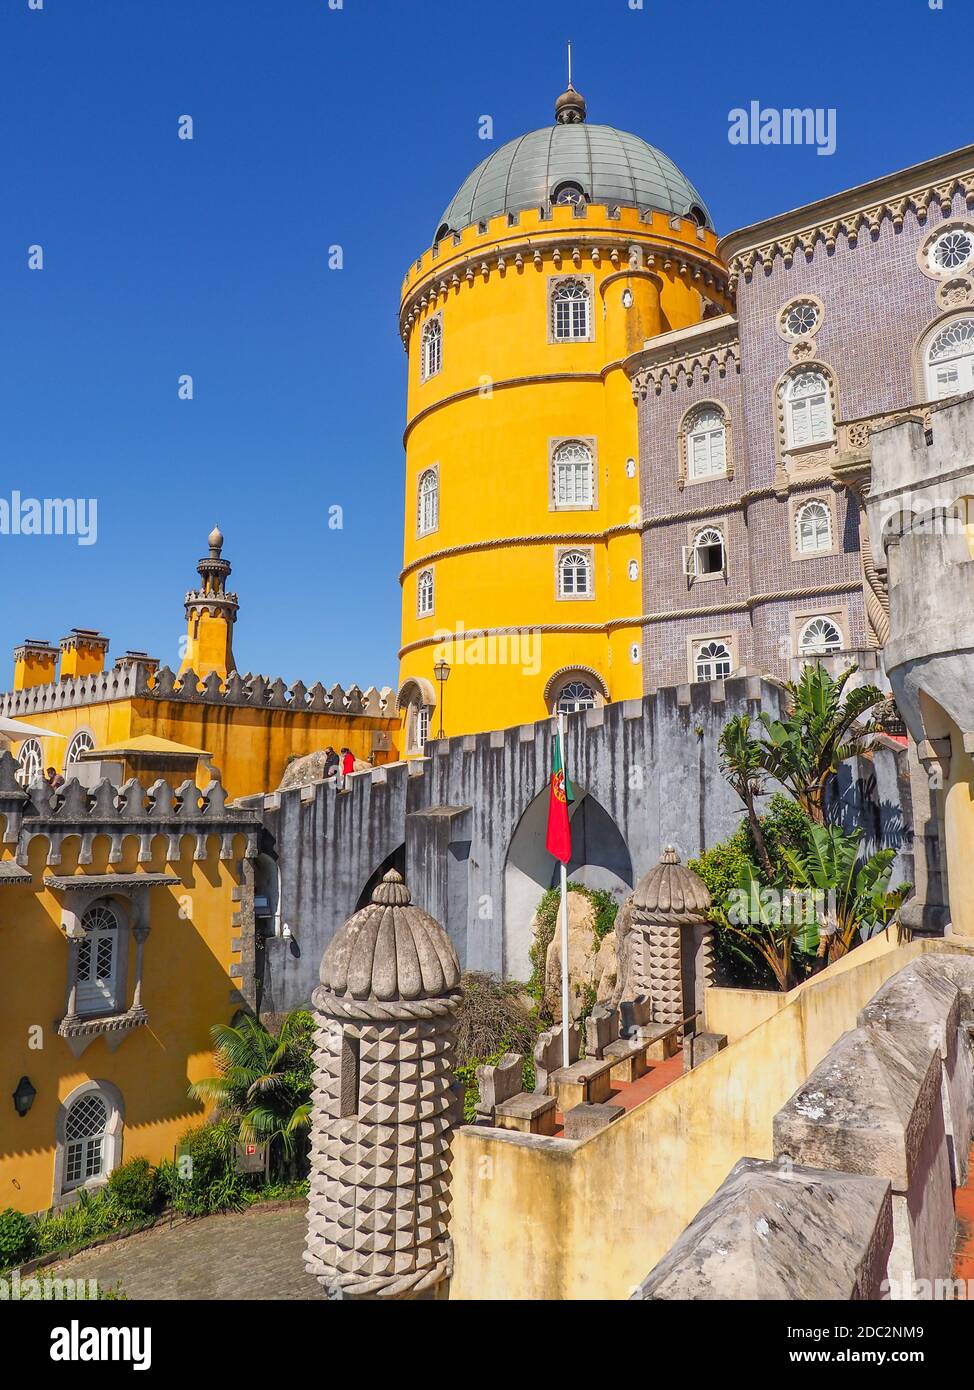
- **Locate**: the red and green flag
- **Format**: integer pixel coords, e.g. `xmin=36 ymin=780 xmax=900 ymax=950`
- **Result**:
xmin=545 ymin=729 xmax=574 ymax=864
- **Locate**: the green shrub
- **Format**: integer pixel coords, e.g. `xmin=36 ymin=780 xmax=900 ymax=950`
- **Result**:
xmin=106 ymin=1157 xmax=160 ymax=1221
xmin=166 ymin=1122 xmax=244 ymax=1215
xmin=34 ymin=1189 xmax=115 ymax=1255
xmin=0 ymin=1207 xmax=35 ymax=1267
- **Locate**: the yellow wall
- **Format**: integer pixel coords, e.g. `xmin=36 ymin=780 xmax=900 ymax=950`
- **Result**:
xmin=398 ymin=205 xmax=730 ymax=742
xmin=7 ymin=698 xmax=397 ymax=801
xmin=447 ymin=938 xmax=971 ymax=1300
xmin=0 ymin=829 xmax=249 ymax=1216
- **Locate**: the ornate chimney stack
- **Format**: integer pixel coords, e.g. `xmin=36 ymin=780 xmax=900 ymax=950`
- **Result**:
xmin=58 ymin=629 xmax=110 ymax=680
xmin=13 ymin=638 xmax=59 ymax=691
xmin=305 ymin=869 xmax=461 ymax=1299
xmin=179 ymin=526 xmax=239 ymax=682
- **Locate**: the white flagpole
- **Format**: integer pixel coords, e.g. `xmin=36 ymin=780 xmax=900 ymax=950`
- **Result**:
xmin=558 ymin=711 xmax=570 ymax=1068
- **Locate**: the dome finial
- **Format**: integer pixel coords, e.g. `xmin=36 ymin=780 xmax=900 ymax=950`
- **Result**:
xmin=555 ymin=39 xmax=586 ymax=124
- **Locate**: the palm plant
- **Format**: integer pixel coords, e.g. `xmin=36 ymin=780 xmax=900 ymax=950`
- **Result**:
xmin=718 ymin=858 xmax=818 ymax=991
xmin=188 ymin=1010 xmax=314 ymax=1179
xmin=718 ymin=715 xmax=774 ymax=878
xmin=757 ymin=664 xmax=885 ymax=824
xmin=779 ymin=823 xmax=909 ymax=964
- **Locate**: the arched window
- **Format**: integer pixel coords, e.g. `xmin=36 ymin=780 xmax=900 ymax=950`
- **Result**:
xmin=551 ymin=278 xmax=591 ymax=341
xmin=686 ymin=407 xmax=728 ymax=480
xmin=552 ymin=440 xmax=594 ymax=507
xmin=417 ymin=469 xmax=439 ymax=535
xmin=64 ymin=1093 xmax=109 ymax=1190
xmin=557 ymin=681 xmax=596 ymax=714
xmin=16 ymin=738 xmax=42 ymax=788
xmin=421 ymin=317 xmax=442 ymax=380
xmin=77 ymin=902 xmax=120 ymax=1015
xmin=926 ymin=317 xmax=974 ymax=400
xmin=795 ymin=500 xmax=832 ymax=554
xmin=690 ymin=527 xmax=725 ymax=578
xmin=64 ymin=730 xmax=95 ymax=773
xmin=694 ymin=640 xmax=733 ymax=682
xmin=785 ymin=370 xmax=834 ymax=448
xmin=417 ymin=569 xmax=435 ymax=617
xmin=415 ymin=705 xmax=431 ymax=750
xmin=558 ymin=550 xmax=592 ymax=598
xmin=798 ymin=616 xmax=843 ymax=655
xmin=552 ymin=181 xmax=586 ymax=207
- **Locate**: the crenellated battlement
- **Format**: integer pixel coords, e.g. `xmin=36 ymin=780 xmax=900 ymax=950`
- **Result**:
xmin=0 ymin=661 xmax=396 ymax=721
xmin=0 ymin=751 xmax=259 ymax=867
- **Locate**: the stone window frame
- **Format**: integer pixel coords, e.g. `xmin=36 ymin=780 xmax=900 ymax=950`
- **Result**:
xmin=548 ymin=274 xmax=595 ymax=345
xmin=775 ymin=360 xmax=840 ymax=467
xmin=53 ymin=1079 xmax=125 ymax=1206
xmin=396 ymin=676 xmax=438 ymax=755
xmin=913 ymin=308 xmax=974 ymax=403
xmin=775 ymin=293 xmax=825 ymax=343
xmin=549 ymin=435 xmax=599 ymax=512
xmin=789 ymin=492 xmax=838 ymax=561
xmin=917 ymin=217 xmax=974 ymax=281
xmin=55 ymin=886 xmax=152 ymax=1057
xmin=790 ymin=604 xmax=849 ymax=660
xmin=684 ymin=518 xmax=728 ymax=585
xmin=686 ymin=629 xmax=739 ymax=684
xmin=420 ymin=312 xmax=443 ymax=383
xmin=555 ymin=545 xmax=595 ymax=602
xmin=678 ymin=399 xmax=734 ymax=490
xmin=416 ymin=464 xmax=440 ymax=538
xmin=16 ymin=737 xmax=43 ymax=788
xmin=416 ymin=566 xmax=436 ymax=620
xmin=63 ymin=727 xmax=96 ymax=777
xmin=543 ymin=665 xmax=609 ymax=714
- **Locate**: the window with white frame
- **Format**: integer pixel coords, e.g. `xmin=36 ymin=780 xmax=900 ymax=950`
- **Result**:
xmin=557 ymin=681 xmax=596 ymax=714
xmin=63 ymin=1093 xmax=109 ymax=1190
xmin=421 ymin=317 xmax=442 ymax=381
xmin=76 ymin=902 xmax=120 ymax=1015
xmin=795 ymin=499 xmax=832 ymax=554
xmin=784 ymin=370 xmax=834 ymax=447
xmin=928 ymin=227 xmax=974 ymax=275
xmin=16 ymin=738 xmax=42 ymax=788
xmin=552 ymin=440 xmax=594 ymax=507
xmin=551 ymin=278 xmax=591 ymax=341
xmin=798 ymin=616 xmax=843 ymax=655
xmin=689 ymin=527 xmax=725 ymax=578
xmin=694 ymin=640 xmax=733 ymax=682
xmin=417 ymin=469 xmax=439 ymax=535
xmin=416 ymin=569 xmax=434 ymax=617
xmin=926 ymin=317 xmax=974 ymax=400
xmin=686 ymin=406 xmax=728 ymax=480
xmin=64 ymin=730 xmax=94 ymax=773
xmin=558 ymin=550 xmax=592 ymax=598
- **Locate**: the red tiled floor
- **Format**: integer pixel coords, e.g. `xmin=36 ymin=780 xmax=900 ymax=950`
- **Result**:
xmin=551 ymin=1053 xmax=684 ymax=1137
xmin=951 ymin=1141 xmax=974 ymax=1282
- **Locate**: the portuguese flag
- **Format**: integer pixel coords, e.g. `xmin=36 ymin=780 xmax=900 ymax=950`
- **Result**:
xmin=545 ymin=727 xmax=574 ymax=864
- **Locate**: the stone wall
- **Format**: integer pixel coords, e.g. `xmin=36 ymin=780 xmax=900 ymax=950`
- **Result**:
xmin=252 ymin=675 xmax=917 ymax=1014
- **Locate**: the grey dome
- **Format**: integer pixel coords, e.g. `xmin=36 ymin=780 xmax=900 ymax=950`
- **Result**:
xmin=435 ymin=123 xmax=713 ymax=240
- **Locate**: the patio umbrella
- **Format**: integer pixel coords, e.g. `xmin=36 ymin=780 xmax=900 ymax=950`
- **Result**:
xmin=0 ymin=716 xmax=66 ymax=747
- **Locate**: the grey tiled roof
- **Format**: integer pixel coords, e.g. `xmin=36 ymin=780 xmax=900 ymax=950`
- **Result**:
xmin=0 ymin=862 xmax=32 ymax=886
xmin=436 ymin=124 xmax=712 ymax=237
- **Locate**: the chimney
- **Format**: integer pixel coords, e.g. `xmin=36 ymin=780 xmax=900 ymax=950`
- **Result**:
xmin=59 ymin=629 xmax=110 ymax=680
xmin=13 ymin=638 xmax=59 ymax=691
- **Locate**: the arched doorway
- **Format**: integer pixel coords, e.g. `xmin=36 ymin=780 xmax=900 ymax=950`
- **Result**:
xmin=502 ymin=785 xmax=633 ymax=982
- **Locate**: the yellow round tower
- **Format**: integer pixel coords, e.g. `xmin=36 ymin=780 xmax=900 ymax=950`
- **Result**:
xmin=397 ymin=84 xmax=730 ymax=749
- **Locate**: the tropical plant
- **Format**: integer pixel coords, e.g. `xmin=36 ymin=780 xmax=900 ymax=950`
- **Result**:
xmin=718 ymin=714 xmax=774 ymax=876
xmin=162 ymin=1120 xmax=243 ymax=1216
xmin=717 ymin=857 xmax=819 ymax=991
xmin=0 ymin=1207 xmax=35 ymax=1268
xmin=779 ymin=823 xmax=910 ymax=963
xmin=188 ymin=1011 xmax=314 ymax=1180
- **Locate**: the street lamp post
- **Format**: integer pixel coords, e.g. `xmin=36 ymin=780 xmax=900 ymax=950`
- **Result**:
xmin=433 ymin=659 xmax=451 ymax=740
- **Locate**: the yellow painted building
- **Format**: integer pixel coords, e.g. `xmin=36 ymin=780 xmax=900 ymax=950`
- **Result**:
xmin=0 ymin=750 xmax=259 ymax=1215
xmin=1 ymin=528 xmax=400 ymax=800
xmin=397 ymin=84 xmax=731 ymax=746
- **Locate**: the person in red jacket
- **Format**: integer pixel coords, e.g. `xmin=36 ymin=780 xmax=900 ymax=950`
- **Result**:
xmin=339 ymin=746 xmax=355 ymax=789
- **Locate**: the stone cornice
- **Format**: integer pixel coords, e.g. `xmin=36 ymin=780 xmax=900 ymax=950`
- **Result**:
xmin=628 ymin=317 xmax=741 ymax=398
xmin=719 ymin=146 xmax=974 ymax=290
xmin=399 ymin=231 xmax=731 ymax=345
xmin=398 ymin=579 xmax=864 ymax=656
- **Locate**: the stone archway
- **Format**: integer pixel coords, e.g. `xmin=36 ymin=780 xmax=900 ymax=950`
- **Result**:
xmin=502 ymin=785 xmax=633 ymax=982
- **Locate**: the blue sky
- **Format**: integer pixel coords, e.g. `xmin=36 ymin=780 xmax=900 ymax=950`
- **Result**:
xmin=0 ymin=0 xmax=966 ymax=690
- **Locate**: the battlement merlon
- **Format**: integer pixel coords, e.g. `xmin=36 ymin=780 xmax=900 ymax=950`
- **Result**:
xmin=0 ymin=663 xmax=396 ymax=721
xmin=0 ymin=750 xmax=260 ymax=868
